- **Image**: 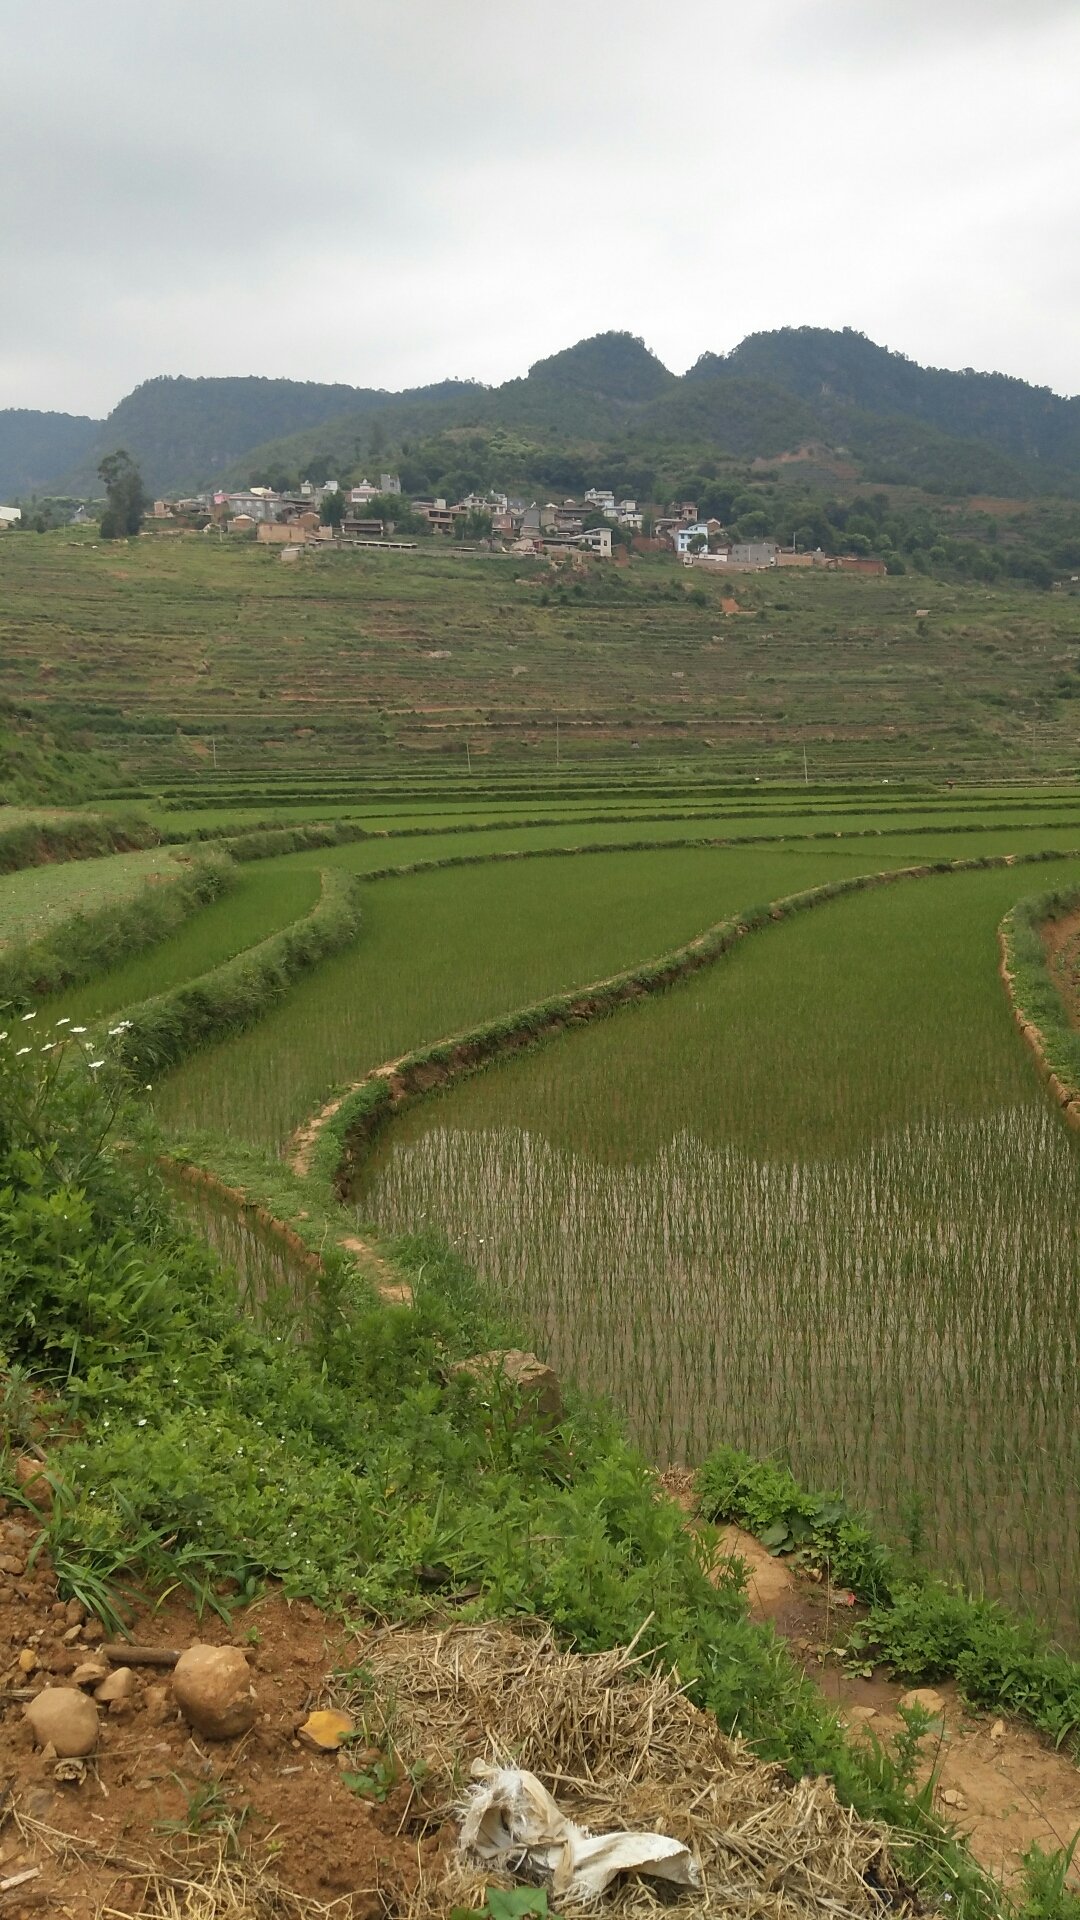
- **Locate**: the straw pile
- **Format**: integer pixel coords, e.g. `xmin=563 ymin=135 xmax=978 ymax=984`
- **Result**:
xmin=350 ymin=1620 xmax=918 ymax=1920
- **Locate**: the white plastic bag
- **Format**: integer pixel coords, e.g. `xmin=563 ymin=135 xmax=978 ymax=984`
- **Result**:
xmin=460 ymin=1762 xmax=699 ymax=1901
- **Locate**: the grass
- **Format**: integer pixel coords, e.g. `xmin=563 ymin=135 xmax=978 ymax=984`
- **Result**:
xmin=3 ymin=528 xmax=1080 ymax=781
xmin=0 ymin=846 xmax=179 ymax=947
xmin=351 ymin=859 xmax=1080 ymax=1644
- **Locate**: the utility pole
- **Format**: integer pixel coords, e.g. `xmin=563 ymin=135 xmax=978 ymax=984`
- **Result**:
xmin=802 ymin=744 xmax=809 ymax=786
xmin=210 ymin=737 xmax=217 ymax=771
xmin=466 ymin=741 xmax=472 ymax=775
xmin=555 ymin=715 xmax=560 ymax=768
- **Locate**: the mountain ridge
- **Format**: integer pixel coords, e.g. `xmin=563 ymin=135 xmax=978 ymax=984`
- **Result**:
xmin=2 ymin=327 xmax=1077 ymax=502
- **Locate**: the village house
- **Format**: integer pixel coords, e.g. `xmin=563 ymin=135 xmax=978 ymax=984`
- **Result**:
xmin=0 ymin=505 xmax=23 ymax=528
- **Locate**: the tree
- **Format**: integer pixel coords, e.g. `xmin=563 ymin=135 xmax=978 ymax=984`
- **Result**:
xmin=688 ymin=533 xmax=707 ymax=554
xmin=320 ymin=488 xmax=347 ymax=530
xmin=97 ymin=450 xmax=147 ymax=539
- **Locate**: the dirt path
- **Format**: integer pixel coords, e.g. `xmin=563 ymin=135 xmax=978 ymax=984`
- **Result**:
xmin=1043 ymin=903 xmax=1080 ymax=1030
xmin=660 ymin=1471 xmax=1080 ymax=1889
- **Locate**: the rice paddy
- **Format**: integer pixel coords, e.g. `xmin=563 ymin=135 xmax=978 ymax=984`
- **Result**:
xmin=352 ymin=861 xmax=1080 ymax=1641
xmin=153 ymin=843 xmax=903 ymax=1150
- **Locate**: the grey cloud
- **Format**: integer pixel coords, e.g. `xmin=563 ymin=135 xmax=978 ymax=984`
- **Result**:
xmin=1 ymin=0 xmax=1077 ymax=413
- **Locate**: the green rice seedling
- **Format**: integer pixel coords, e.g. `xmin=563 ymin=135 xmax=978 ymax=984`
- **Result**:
xmin=151 ymin=843 xmax=921 ymax=1151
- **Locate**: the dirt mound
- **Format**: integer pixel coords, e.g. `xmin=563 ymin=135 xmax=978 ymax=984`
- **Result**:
xmin=361 ymin=1621 xmax=910 ymax=1920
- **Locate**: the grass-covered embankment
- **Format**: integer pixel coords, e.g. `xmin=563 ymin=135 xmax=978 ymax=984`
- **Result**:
xmin=0 ymin=808 xmax=160 ymax=875
xmin=999 ymin=885 xmax=1080 ymax=1113
xmin=0 ymin=850 xmax=236 ymax=1007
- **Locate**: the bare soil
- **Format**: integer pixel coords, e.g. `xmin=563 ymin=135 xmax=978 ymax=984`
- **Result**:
xmin=2 ymin=1476 xmax=1077 ymax=1920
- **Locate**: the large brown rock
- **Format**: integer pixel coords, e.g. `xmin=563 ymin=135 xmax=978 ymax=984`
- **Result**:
xmin=172 ymin=1644 xmax=259 ymax=1740
xmin=25 ymin=1687 xmax=99 ymax=1757
xmin=451 ymin=1349 xmax=563 ymax=1428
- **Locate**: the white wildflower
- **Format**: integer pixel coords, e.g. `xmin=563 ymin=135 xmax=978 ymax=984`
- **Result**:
xmin=21 ymin=1011 xmax=36 ymax=1022
xmin=72 ymin=1025 xmax=87 ymax=1034
xmin=55 ymin=1017 xmax=70 ymax=1027
xmin=15 ymin=1046 xmax=31 ymax=1057
xmin=88 ymin=1059 xmax=105 ymax=1070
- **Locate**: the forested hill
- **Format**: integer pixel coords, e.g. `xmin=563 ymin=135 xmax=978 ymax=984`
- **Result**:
xmin=2 ymin=328 xmax=1078 ymax=501
xmin=711 ymin=329 xmax=1080 ymax=473
xmin=0 ymin=410 xmax=99 ymax=497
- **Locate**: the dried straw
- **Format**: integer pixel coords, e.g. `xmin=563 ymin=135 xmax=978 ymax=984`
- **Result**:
xmin=347 ymin=1620 xmax=917 ymax=1920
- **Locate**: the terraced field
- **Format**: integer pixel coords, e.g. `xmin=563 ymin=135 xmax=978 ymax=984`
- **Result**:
xmin=10 ymin=769 xmax=1080 ymax=1643
xmin=4 ymin=527 xmax=1080 ymax=779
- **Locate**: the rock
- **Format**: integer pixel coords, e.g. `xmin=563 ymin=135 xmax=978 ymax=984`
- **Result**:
xmin=941 ymin=1788 xmax=967 ymax=1810
xmin=12 ymin=1457 xmax=53 ymax=1512
xmin=64 ymin=1599 xmax=87 ymax=1628
xmin=297 ymin=1708 xmax=354 ymax=1752
xmin=899 ymin=1687 xmax=946 ymax=1720
xmin=82 ymin=1620 xmax=105 ymax=1647
xmin=172 ymin=1644 xmax=259 ymax=1740
xmin=62 ymin=1625 xmax=84 ymax=1646
xmin=0 ymin=1555 xmax=26 ymax=1578
xmin=843 ymin=1704 xmax=877 ymax=1724
xmin=990 ymin=1718 xmax=1006 ymax=1741
xmin=450 ymin=1349 xmax=563 ymax=1427
xmin=24 ymin=1688 xmax=99 ymax=1757
xmin=72 ymin=1661 xmax=109 ymax=1689
xmin=53 ymin=1757 xmax=86 ymax=1786
xmin=94 ymin=1667 xmax=135 ymax=1705
xmin=143 ymin=1684 xmax=171 ymax=1726
xmin=17 ymin=1648 xmax=39 ymax=1675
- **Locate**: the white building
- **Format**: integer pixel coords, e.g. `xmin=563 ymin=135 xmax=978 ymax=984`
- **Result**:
xmin=584 ymin=487 xmax=616 ymax=512
xmin=673 ymin=522 xmax=714 ymax=556
xmin=0 ymin=505 xmax=22 ymax=527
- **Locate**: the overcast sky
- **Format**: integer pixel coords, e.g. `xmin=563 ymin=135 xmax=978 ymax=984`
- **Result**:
xmin=2 ymin=1 xmax=1077 ymax=416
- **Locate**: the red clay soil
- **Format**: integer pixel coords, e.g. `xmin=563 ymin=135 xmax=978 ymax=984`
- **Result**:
xmin=0 ymin=1506 xmax=443 ymax=1920
xmin=660 ymin=1471 xmax=1080 ymax=1891
xmin=1042 ymin=905 xmax=1080 ymax=1030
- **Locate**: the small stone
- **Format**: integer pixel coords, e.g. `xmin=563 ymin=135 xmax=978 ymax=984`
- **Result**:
xmin=72 ymin=1661 xmax=109 ymax=1689
xmin=941 ymin=1788 xmax=967 ymax=1810
xmin=899 ymin=1687 xmax=947 ymax=1720
xmin=297 ymin=1708 xmax=354 ymax=1752
xmin=81 ymin=1620 xmax=105 ymax=1646
xmin=143 ymin=1684 xmax=171 ymax=1725
xmin=844 ymin=1705 xmax=877 ymax=1724
xmin=53 ymin=1757 xmax=86 ymax=1786
xmin=0 ymin=1555 xmax=26 ymax=1578
xmin=64 ymin=1600 xmax=87 ymax=1628
xmin=172 ymin=1644 xmax=259 ymax=1740
xmin=12 ymin=1457 xmax=53 ymax=1512
xmin=25 ymin=1688 xmax=99 ymax=1758
xmin=990 ymin=1718 xmax=1006 ymax=1741
xmin=94 ymin=1667 xmax=135 ymax=1705
xmin=62 ymin=1626 xmax=84 ymax=1646
xmin=17 ymin=1649 xmax=39 ymax=1675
